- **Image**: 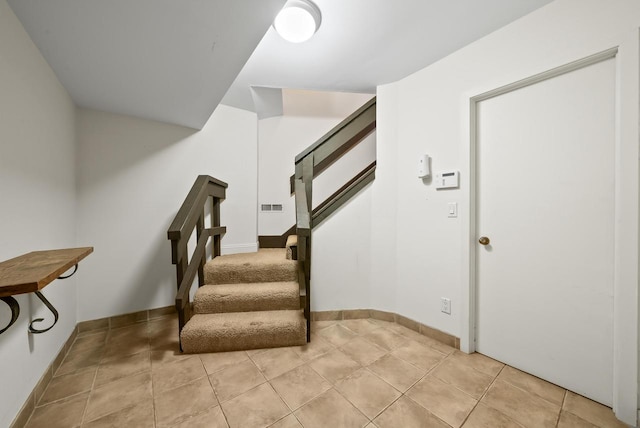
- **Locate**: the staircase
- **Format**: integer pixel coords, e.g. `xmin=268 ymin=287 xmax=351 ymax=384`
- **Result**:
xmin=168 ymin=97 xmax=376 ymax=353
xmin=181 ymin=248 xmax=306 ymax=353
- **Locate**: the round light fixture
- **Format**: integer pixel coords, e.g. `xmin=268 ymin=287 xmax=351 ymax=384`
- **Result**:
xmin=274 ymin=0 xmax=322 ymax=43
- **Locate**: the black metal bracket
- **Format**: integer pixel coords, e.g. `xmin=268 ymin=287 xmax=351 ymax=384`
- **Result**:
xmin=0 ymin=297 xmax=20 ymax=335
xmin=58 ymin=264 xmax=78 ymax=279
xmin=25 ymin=264 xmax=76 ymax=334
xmin=28 ymin=291 xmax=59 ymax=334
xmin=0 ymin=262 xmax=81 ymax=335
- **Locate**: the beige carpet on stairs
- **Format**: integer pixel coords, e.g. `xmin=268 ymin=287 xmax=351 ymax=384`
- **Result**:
xmin=285 ymin=235 xmax=297 ymax=260
xmin=204 ymin=248 xmax=297 ymax=284
xmin=181 ymin=310 xmax=306 ymax=353
xmin=194 ymin=281 xmax=299 ymax=314
xmin=181 ymin=248 xmax=306 ymax=353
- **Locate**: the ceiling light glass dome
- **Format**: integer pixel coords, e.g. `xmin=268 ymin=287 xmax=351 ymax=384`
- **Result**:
xmin=274 ymin=0 xmax=322 ymax=43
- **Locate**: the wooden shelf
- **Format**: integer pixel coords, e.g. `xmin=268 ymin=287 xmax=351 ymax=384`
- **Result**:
xmin=0 ymin=247 xmax=93 ymax=298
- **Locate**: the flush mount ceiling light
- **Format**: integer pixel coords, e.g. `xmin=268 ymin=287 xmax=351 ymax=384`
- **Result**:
xmin=274 ymin=0 xmax=322 ymax=43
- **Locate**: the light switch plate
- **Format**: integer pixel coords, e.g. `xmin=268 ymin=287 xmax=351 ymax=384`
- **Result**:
xmin=448 ymin=202 xmax=458 ymax=218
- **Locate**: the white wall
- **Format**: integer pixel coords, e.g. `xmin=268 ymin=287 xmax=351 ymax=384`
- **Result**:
xmin=374 ymin=0 xmax=639 ymax=423
xmin=367 ymin=84 xmax=400 ymax=314
xmin=0 ymin=1 xmax=77 ymax=426
xmin=311 ymin=186 xmax=373 ymax=311
xmin=258 ymin=90 xmax=374 ymax=236
xmin=76 ymin=104 xmax=258 ymax=321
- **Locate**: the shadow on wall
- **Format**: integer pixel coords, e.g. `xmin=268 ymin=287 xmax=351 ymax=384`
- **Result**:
xmin=76 ymin=109 xmax=198 ymax=188
xmin=122 ymin=228 xmax=176 ymax=315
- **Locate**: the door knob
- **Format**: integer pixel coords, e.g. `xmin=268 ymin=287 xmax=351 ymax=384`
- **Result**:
xmin=479 ymin=236 xmax=490 ymax=246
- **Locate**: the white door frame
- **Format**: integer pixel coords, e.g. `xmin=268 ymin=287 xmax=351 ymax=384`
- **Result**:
xmin=460 ymin=41 xmax=639 ymax=425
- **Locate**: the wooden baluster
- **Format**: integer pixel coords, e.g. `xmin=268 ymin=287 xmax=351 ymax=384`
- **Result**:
xmin=213 ymin=197 xmax=222 ymax=258
xmin=196 ymin=213 xmax=205 ymax=287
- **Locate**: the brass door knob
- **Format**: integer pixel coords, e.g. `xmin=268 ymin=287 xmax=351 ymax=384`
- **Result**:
xmin=479 ymin=236 xmax=490 ymax=246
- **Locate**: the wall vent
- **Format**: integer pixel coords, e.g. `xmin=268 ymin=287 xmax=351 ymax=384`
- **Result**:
xmin=261 ymin=204 xmax=283 ymax=213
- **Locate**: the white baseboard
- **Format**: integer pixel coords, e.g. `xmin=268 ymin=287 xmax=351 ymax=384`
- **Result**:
xmin=221 ymin=242 xmax=258 ymax=255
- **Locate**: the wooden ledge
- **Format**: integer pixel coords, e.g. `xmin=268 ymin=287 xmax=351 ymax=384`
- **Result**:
xmin=0 ymin=247 xmax=93 ymax=298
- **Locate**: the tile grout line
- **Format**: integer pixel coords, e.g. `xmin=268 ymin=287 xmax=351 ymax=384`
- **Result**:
xmin=495 ymin=365 xmax=568 ymax=409
xmin=456 ymin=362 xmax=508 ymax=428
xmin=555 ymin=390 xmax=568 ymax=427
xmin=77 ymin=340 xmax=100 ymax=427
xmin=330 ymin=385 xmax=372 ymax=425
xmin=263 ymin=381 xmax=297 ymax=426
xmin=203 ymin=361 xmax=233 ymax=428
xmin=175 ymin=354 xmax=222 ymax=425
xmin=334 ymin=364 xmax=401 ymax=422
xmin=149 ymin=348 xmax=157 ymax=428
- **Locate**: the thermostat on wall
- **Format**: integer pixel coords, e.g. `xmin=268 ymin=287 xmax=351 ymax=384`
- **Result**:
xmin=435 ymin=171 xmax=459 ymax=189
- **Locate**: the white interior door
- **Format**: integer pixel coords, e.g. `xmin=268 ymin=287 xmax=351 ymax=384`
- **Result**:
xmin=475 ymin=57 xmax=616 ymax=406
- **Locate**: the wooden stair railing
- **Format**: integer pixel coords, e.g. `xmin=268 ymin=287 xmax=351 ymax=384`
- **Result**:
xmin=295 ymin=179 xmax=311 ymax=341
xmin=289 ymin=97 xmax=377 ymax=195
xmin=311 ymin=160 xmax=376 ymax=227
xmin=293 ymin=96 xmax=377 ymax=342
xmin=167 ymin=175 xmax=227 ymax=348
xmin=260 ymin=160 xmax=377 ymax=249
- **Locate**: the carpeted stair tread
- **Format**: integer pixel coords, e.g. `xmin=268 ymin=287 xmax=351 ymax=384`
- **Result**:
xmin=285 ymin=235 xmax=297 ymax=260
xmin=194 ymin=281 xmax=299 ymax=314
xmin=204 ymin=249 xmax=297 ymax=285
xmin=181 ymin=310 xmax=306 ymax=353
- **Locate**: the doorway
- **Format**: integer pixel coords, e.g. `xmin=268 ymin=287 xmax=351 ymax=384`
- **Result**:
xmin=472 ymin=51 xmax=617 ymax=406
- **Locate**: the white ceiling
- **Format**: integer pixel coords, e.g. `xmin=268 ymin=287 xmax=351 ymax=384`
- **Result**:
xmin=7 ymin=0 xmax=286 ymax=129
xmin=225 ymin=0 xmax=553 ymax=112
xmin=8 ymin=0 xmax=553 ymax=129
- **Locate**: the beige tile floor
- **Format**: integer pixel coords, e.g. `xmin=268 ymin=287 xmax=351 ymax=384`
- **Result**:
xmin=23 ymin=315 xmax=627 ymax=428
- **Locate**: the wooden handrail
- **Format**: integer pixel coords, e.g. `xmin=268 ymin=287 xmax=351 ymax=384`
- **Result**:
xmin=295 ymin=97 xmax=376 ymax=162
xmin=168 ymin=176 xmax=227 ymax=241
xmin=168 ymin=175 xmax=227 ymax=348
xmin=290 ymin=97 xmax=376 ymax=194
xmin=312 ymin=161 xmax=376 ymax=227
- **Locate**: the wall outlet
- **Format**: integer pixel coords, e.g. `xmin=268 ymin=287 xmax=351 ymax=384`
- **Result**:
xmin=441 ymin=297 xmax=451 ymax=315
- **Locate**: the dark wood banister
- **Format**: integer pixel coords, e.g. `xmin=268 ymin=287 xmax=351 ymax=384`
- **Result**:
xmin=167 ymin=175 xmax=228 ymax=348
xmin=311 ymin=161 xmax=376 ymax=226
xmin=262 ymin=160 xmax=377 ymax=247
xmin=293 ymin=97 xmax=377 ymax=343
xmin=295 ymin=97 xmax=376 ymax=162
xmin=290 ymin=97 xmax=377 ymax=194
